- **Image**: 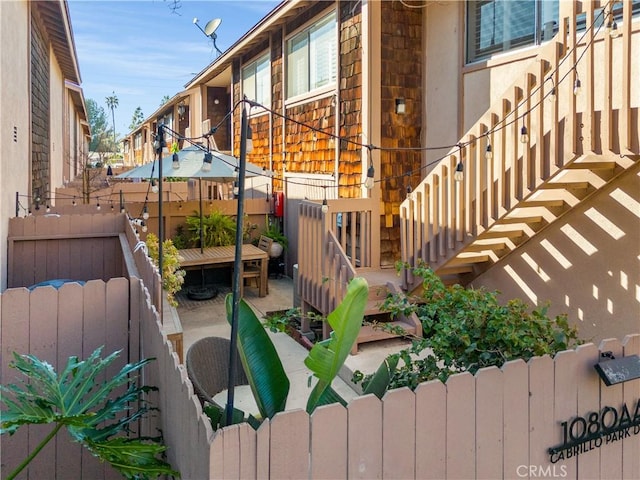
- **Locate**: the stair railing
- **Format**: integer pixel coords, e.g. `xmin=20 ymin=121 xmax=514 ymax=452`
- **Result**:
xmin=399 ymin=1 xmax=636 ymax=290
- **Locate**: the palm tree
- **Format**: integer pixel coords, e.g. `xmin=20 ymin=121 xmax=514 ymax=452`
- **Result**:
xmin=105 ymin=92 xmax=119 ymax=154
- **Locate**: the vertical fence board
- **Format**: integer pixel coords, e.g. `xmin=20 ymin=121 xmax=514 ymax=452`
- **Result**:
xmin=502 ymin=359 xmax=529 ymax=478
xmin=621 ymin=335 xmax=640 ymax=480
xmin=0 ymin=289 xmax=31 ymax=478
xmin=382 ymin=388 xmax=416 ymax=479
xmin=348 ymin=395 xmax=383 ymax=479
xmin=554 ymin=350 xmax=579 ymax=478
xmin=27 ymin=287 xmax=59 ymax=479
xmin=237 ymin=422 xmax=257 ymax=479
xmin=575 ymin=344 xmax=601 ymax=479
xmin=310 ymin=403 xmax=348 ymax=479
xmin=256 ymin=419 xmax=271 ymax=480
xmin=270 ymin=410 xmax=310 ymax=479
xmin=446 ymin=373 xmax=476 ymax=479
xmin=56 ymin=283 xmax=85 ymax=480
xmin=210 ymin=433 xmax=224 ymax=480
xmin=528 ymin=355 xmax=555 ymax=470
xmin=598 ymin=339 xmax=624 ymax=480
xmin=81 ymin=280 xmax=108 ymax=480
xmin=475 ymin=367 xmax=503 ymax=479
xmin=222 ymin=425 xmax=242 ymax=479
xmin=415 ymin=380 xmax=446 ymax=479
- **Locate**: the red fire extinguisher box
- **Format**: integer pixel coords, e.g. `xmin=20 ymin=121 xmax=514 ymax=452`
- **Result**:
xmin=274 ymin=191 xmax=284 ymax=217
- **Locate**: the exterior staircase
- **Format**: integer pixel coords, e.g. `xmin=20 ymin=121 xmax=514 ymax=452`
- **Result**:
xmin=399 ymin=3 xmax=639 ymax=292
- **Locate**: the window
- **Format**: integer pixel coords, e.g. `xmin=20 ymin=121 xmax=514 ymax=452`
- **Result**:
xmin=242 ymin=54 xmax=271 ymax=106
xmin=466 ymin=1 xmax=559 ymax=64
xmin=287 ymin=11 xmax=337 ymax=98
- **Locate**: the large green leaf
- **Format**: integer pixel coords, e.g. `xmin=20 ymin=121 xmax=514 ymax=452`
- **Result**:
xmin=361 ymin=355 xmax=399 ymax=399
xmin=226 ymin=295 xmax=289 ymax=419
xmin=304 ymin=277 xmax=368 ymax=413
xmin=0 ymin=347 xmax=175 ymax=479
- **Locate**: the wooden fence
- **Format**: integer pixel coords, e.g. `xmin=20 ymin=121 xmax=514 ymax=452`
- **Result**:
xmin=3 ymin=213 xmax=639 ymax=479
xmin=206 ymin=336 xmax=640 ymax=479
xmin=0 ymin=280 xmax=133 ymax=480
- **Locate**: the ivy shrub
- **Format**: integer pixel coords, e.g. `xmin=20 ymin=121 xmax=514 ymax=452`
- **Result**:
xmin=357 ymin=263 xmax=581 ymax=390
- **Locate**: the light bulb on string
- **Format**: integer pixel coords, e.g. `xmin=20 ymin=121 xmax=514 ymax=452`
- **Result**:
xmin=201 ymin=152 xmax=213 ymax=172
xmin=151 ymin=179 xmax=159 ymax=193
xmin=574 ymin=78 xmax=582 ymax=96
xmin=485 ymin=142 xmax=493 ymax=160
xmin=520 ymin=123 xmax=529 ymax=144
xmin=172 ymin=152 xmax=180 ymax=170
xmin=454 ymin=161 xmax=464 ymax=182
xmin=142 ymin=205 xmax=149 ymax=220
xmin=321 ymin=186 xmax=329 ymax=213
xmin=142 ymin=221 xmax=147 ymax=233
xmin=46 ymin=205 xmax=50 ymax=213
xmin=72 ymin=196 xmax=77 ymax=207
xmin=406 ymin=185 xmax=413 ymax=200
xmin=233 ymin=181 xmax=239 ymax=197
xmin=609 ymin=20 xmax=619 ymax=38
xmin=96 ymin=201 xmax=101 ymax=211
xmin=365 ymin=165 xmax=375 ymax=189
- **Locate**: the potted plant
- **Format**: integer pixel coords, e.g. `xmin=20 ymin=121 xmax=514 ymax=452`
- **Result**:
xmin=263 ymin=224 xmax=287 ymax=258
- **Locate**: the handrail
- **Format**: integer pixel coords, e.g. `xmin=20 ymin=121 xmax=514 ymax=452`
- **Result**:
xmin=298 ymin=199 xmax=372 ymax=316
xmin=399 ymin=3 xmax=638 ymax=290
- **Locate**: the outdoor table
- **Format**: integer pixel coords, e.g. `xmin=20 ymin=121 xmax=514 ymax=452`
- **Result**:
xmin=178 ymin=244 xmax=269 ymax=297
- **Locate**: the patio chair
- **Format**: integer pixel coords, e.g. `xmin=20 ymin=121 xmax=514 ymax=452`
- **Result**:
xmin=185 ymin=336 xmax=248 ymax=405
xmin=241 ymin=235 xmax=272 ymax=296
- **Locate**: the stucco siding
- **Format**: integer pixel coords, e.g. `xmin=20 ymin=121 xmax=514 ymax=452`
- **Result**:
xmin=472 ymin=165 xmax=640 ymax=343
xmin=0 ymin=1 xmax=31 ymax=291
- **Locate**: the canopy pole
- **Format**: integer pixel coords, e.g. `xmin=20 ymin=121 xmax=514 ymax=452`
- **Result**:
xmin=226 ymin=101 xmax=249 ymax=425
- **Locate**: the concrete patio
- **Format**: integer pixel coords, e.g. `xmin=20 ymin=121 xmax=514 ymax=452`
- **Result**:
xmin=175 ymin=275 xmax=413 ymax=409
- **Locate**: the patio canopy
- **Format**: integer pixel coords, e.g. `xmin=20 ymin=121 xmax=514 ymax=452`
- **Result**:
xmin=117 ymin=145 xmax=272 ymax=182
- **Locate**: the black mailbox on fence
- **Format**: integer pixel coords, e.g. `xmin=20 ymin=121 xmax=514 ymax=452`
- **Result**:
xmin=594 ymin=353 xmax=640 ymax=386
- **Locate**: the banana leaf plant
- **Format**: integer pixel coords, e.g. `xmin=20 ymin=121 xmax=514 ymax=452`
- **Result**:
xmin=0 ymin=347 xmax=178 ymax=480
xmin=217 ymin=276 xmax=369 ymax=424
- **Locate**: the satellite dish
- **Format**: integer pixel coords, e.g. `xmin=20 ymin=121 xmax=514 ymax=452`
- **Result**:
xmin=204 ymin=18 xmax=221 ymax=37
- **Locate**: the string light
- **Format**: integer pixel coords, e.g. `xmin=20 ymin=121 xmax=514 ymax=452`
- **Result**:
xmin=321 ymin=186 xmax=329 ymax=213
xmin=573 ymin=77 xmax=582 ymax=96
xmin=454 ymin=161 xmax=464 ymax=182
xmin=143 ymin=205 xmax=149 ymax=220
xmin=123 ymin=7 xmax=609 ymax=199
xmin=151 ymin=179 xmax=158 ymax=193
xmin=96 ymin=201 xmax=101 ymax=211
xmin=202 ymin=152 xmax=213 ymax=172
xmin=520 ymin=119 xmax=529 ymax=144
xmin=547 ymin=77 xmax=556 ymax=102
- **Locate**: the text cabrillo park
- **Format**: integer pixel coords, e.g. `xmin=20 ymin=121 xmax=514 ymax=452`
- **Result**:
xmin=548 ymin=398 xmax=640 ymax=464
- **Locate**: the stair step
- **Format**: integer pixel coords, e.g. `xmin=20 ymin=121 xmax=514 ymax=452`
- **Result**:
xmin=353 ymin=319 xmax=419 ymax=354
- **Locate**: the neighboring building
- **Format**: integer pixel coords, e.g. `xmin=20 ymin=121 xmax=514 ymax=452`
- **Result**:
xmin=0 ymin=0 xmax=89 ymax=290
xmin=124 ymin=0 xmax=639 ymax=343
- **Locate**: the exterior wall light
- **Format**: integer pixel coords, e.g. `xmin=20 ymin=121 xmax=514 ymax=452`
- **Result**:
xmin=395 ymin=98 xmax=406 ymax=114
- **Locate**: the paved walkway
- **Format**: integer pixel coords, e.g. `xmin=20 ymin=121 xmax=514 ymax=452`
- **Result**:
xmin=177 ymin=277 xmax=365 ymax=410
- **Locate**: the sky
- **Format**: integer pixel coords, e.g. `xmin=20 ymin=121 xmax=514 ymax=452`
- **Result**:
xmin=68 ymin=0 xmax=281 ymax=137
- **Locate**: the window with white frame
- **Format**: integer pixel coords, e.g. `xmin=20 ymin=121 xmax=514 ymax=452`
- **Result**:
xmin=287 ymin=11 xmax=337 ymax=99
xmin=242 ymin=53 xmax=271 ymax=106
xmin=134 ymin=133 xmax=142 ymax=150
xmin=466 ymin=0 xmax=559 ymax=64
